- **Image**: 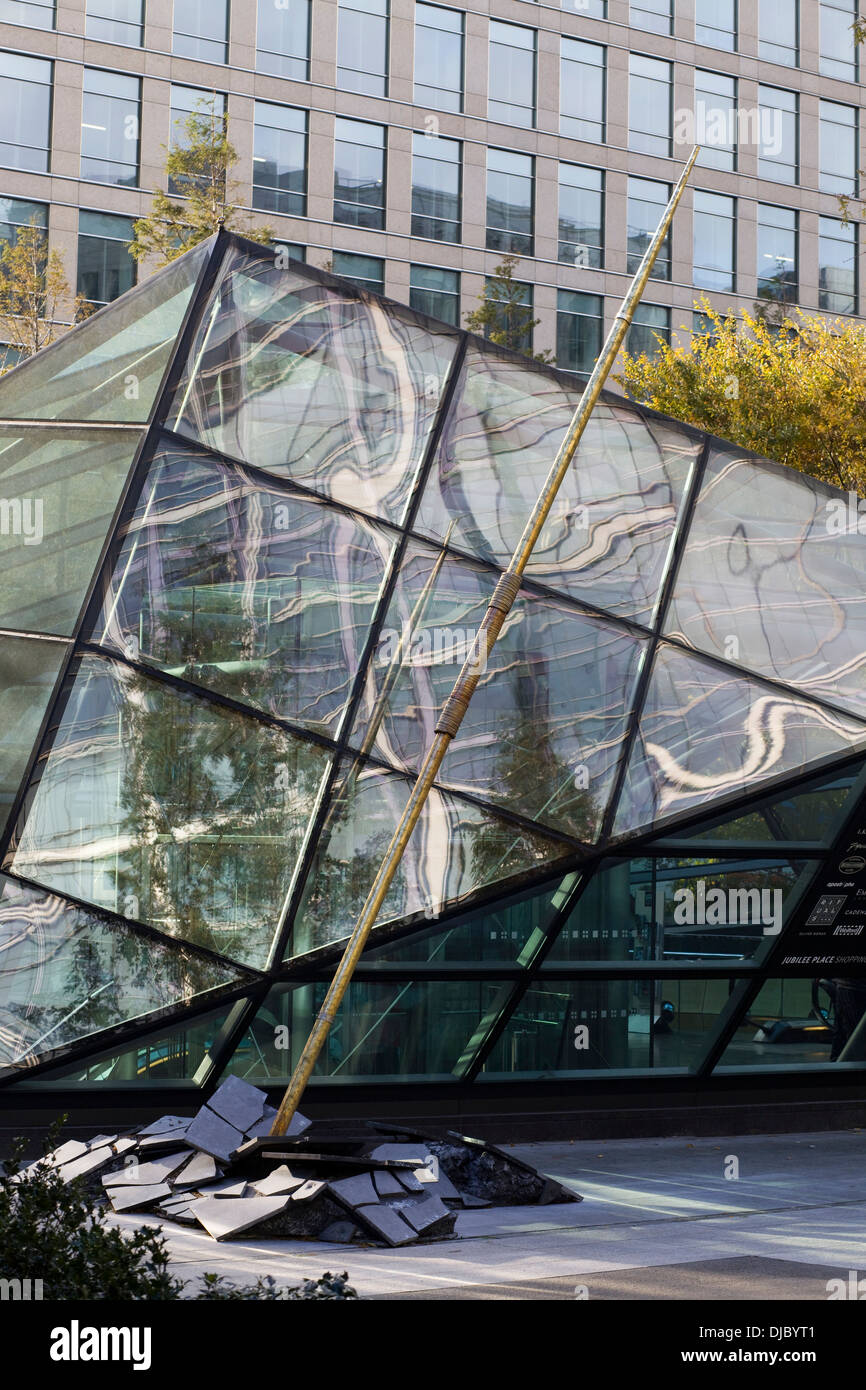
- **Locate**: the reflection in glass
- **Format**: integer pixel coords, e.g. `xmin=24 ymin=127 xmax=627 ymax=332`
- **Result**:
xmin=0 ymin=874 xmax=242 ymax=1075
xmin=94 ymin=437 xmax=394 ymax=735
xmin=716 ymin=978 xmax=844 ymax=1069
xmin=0 ymin=637 xmax=65 ymax=841
xmin=0 ymin=242 xmax=210 ymax=422
xmin=666 ymin=450 xmax=866 ymax=718
xmin=289 ymin=755 xmax=569 ymax=956
xmin=167 ymin=247 xmax=459 ymax=525
xmin=9 ymin=654 xmax=330 ymax=968
xmin=416 ymin=346 xmax=698 ymax=621
xmin=613 ymin=644 xmax=866 ymax=836
xmin=352 ymin=540 xmax=645 ymax=839
xmin=0 ymin=427 xmax=139 ymax=635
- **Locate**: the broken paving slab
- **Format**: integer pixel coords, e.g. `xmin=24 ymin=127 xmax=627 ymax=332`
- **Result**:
xmin=197 ymin=1179 xmax=248 ymax=1199
xmin=137 ymin=1115 xmax=191 ymax=1137
xmin=190 ymin=1195 xmax=291 ymax=1241
xmin=102 ymin=1152 xmax=191 ymax=1187
xmin=398 ymin=1193 xmax=456 ymax=1238
xmin=171 ymin=1152 xmax=220 ymax=1189
xmin=397 ymin=1169 xmax=424 ymax=1193
xmin=319 ymin=1220 xmax=363 ymax=1243
xmin=251 ymin=1165 xmax=304 ymax=1197
xmin=185 ymin=1107 xmax=244 ymax=1162
xmin=373 ymin=1170 xmax=404 ymax=1198
xmin=109 ymin=1183 xmax=171 ymax=1213
xmin=367 ymin=1143 xmax=428 ymax=1167
xmin=328 ymin=1172 xmax=378 ymax=1208
xmin=44 ymin=1139 xmax=89 ymax=1167
xmin=57 ymin=1147 xmax=117 ymax=1184
xmin=292 ymin=1179 xmax=326 ymax=1203
xmin=206 ymin=1075 xmax=268 ymax=1133
xmin=354 ymin=1204 xmax=417 ymax=1247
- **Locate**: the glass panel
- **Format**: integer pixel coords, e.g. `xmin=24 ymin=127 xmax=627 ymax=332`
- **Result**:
xmin=86 ymin=0 xmax=143 ymax=47
xmin=0 ymin=240 xmax=210 ymax=422
xmin=693 ymin=190 xmax=735 ymax=292
xmin=489 ymin=20 xmax=536 ymax=129
xmin=414 ymin=2 xmax=463 ymax=113
xmin=545 ymin=856 xmax=819 ymax=964
xmin=0 ymin=637 xmax=65 ymax=842
xmin=757 ymin=203 xmax=797 ymax=302
xmin=412 ymin=131 xmax=461 ymax=244
xmin=558 ymin=163 xmax=603 ymax=269
xmin=410 ymin=264 xmax=460 ymax=325
xmin=560 ymin=39 xmax=605 ymax=143
xmin=819 ymin=215 xmax=856 ymax=315
xmin=627 ymin=177 xmax=671 ymax=281
xmin=696 ymin=0 xmax=736 ymax=48
xmin=334 ymin=117 xmax=385 ymax=230
xmin=173 ymin=0 xmax=228 ymax=64
xmin=167 ymin=246 xmax=459 ymax=526
xmin=556 ymin=290 xmax=602 ymax=375
xmin=9 ymin=653 xmax=330 ymax=969
xmin=819 ymin=100 xmax=858 ymax=197
xmin=480 ymin=977 xmax=740 ymax=1077
xmin=695 ymin=70 xmax=737 ymax=172
xmin=758 ymin=86 xmax=798 ymax=185
xmin=338 ymin=0 xmax=389 ymax=97
xmin=78 ymin=211 xmax=136 ymax=308
xmin=252 ymin=102 xmax=307 ymax=217
xmin=612 ymin=643 xmax=866 ymax=837
xmin=0 ymin=52 xmax=52 ymax=173
xmin=257 ymin=0 xmax=310 ymax=80
xmin=486 ymin=147 xmax=533 ymax=256
xmin=416 ymin=345 xmax=698 ymax=622
xmin=93 ymin=436 xmax=394 ymax=736
xmin=715 ymin=978 xmax=852 ymax=1070
xmin=631 ymin=0 xmax=672 ymax=35
xmin=629 ymin=54 xmax=671 ymax=158
xmin=0 ymin=874 xmax=243 ymax=1076
xmin=351 ymin=540 xmax=646 ymax=840
xmin=0 ymin=427 xmax=139 ymax=636
xmin=820 ymin=0 xmax=857 ymax=80
xmin=288 ymin=755 xmax=570 ymax=957
xmin=666 ymin=449 xmax=866 ymax=719
xmin=81 ymin=69 xmax=140 ymax=188
xmin=331 ymin=250 xmax=384 ymax=294
xmin=627 ymin=303 xmax=670 ymax=356
xmin=759 ymin=0 xmax=798 ymax=65
xmin=0 ymin=0 xmax=55 ymax=29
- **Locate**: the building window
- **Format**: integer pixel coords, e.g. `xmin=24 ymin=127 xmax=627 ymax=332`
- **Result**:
xmin=560 ymin=39 xmax=605 ymax=144
xmin=757 ymin=86 xmax=798 ymax=185
xmin=81 ymin=70 xmax=139 ymax=188
xmin=0 ymin=0 xmax=54 ymax=27
xmin=819 ymin=101 xmax=858 ymax=197
xmin=630 ymin=0 xmax=671 ymax=37
xmin=820 ymin=0 xmax=857 ymax=81
xmin=482 ymin=275 xmax=534 ymax=354
xmin=694 ymin=70 xmax=736 ymax=172
xmin=629 ymin=55 xmax=672 ymax=158
xmin=695 ymin=0 xmax=736 ymax=49
xmin=818 ymin=215 xmax=856 ymax=314
xmin=169 ymin=87 xmax=225 ymax=197
xmin=338 ymin=0 xmax=389 ymax=97
xmin=759 ymin=0 xmax=798 ymax=66
xmin=627 ymin=177 xmax=671 ymax=280
xmin=86 ymin=0 xmax=143 ymax=46
xmin=558 ymin=164 xmax=603 ymax=269
xmin=562 ymin=0 xmax=605 ymax=13
xmin=332 ymin=250 xmax=384 ymax=294
xmin=173 ymin=0 xmax=229 ymax=64
xmin=274 ymin=241 xmax=305 ymax=263
xmin=0 ymin=53 xmax=52 ymax=173
xmin=757 ymin=204 xmax=797 ymax=303
xmin=627 ymin=304 xmax=670 ymax=356
xmin=256 ymin=0 xmax=310 ymax=80
xmin=334 ymin=119 xmax=386 ymax=230
xmin=411 ymin=132 xmax=461 ymax=243
xmin=253 ymin=102 xmax=307 ymax=217
xmin=489 ymin=21 xmax=536 ymax=129
xmin=486 ymin=148 xmax=533 ymax=256
xmin=414 ymin=3 xmax=463 ymax=113
xmin=556 ymin=290 xmax=602 ymax=375
xmin=77 ymin=210 xmax=135 ymax=308
xmin=693 ymin=190 xmax=735 ymax=292
xmin=0 ymin=196 xmax=47 ymax=250
xmin=410 ymin=264 xmax=460 ymax=325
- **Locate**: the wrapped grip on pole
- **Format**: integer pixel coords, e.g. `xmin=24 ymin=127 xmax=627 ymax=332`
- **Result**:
xmin=434 ymin=570 xmax=522 ymax=737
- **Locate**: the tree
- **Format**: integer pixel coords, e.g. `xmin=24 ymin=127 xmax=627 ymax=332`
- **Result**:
xmin=129 ymin=95 xmax=272 ymax=267
xmin=618 ymin=297 xmax=866 ymax=494
xmin=0 ymin=220 xmax=91 ymax=362
xmin=465 ymin=254 xmax=553 ymax=363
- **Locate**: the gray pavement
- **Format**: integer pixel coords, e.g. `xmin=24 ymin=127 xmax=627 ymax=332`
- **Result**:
xmin=109 ymin=1130 xmax=866 ymax=1300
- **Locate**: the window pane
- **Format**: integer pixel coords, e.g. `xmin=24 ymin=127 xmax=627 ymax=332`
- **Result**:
xmin=0 ymin=196 xmax=47 ymax=249
xmin=486 ymin=147 xmax=533 ymax=256
xmin=695 ymin=70 xmax=736 ymax=172
xmin=0 ymin=637 xmax=66 ymax=843
xmin=759 ymin=0 xmax=798 ymax=65
xmin=695 ymin=0 xmax=736 ymax=49
xmin=410 ymin=264 xmax=459 ymax=325
xmin=257 ymin=0 xmax=310 ymax=79
xmin=557 ymin=289 xmax=602 ymax=374
xmin=338 ymin=0 xmax=389 ymax=97
xmin=631 ymin=0 xmax=671 ymax=36
xmin=81 ymin=70 xmax=140 ymax=187
xmin=412 ymin=131 xmax=461 ymax=243
xmin=757 ymin=203 xmax=797 ymax=302
xmin=77 ymin=209 xmax=136 ymax=306
xmin=334 ymin=118 xmax=386 ymax=230
xmin=0 ymin=52 xmax=52 ymax=173
xmin=628 ymin=177 xmax=671 ymax=280
xmin=627 ymin=303 xmax=670 ymax=356
xmin=86 ymin=0 xmax=142 ymax=46
xmin=820 ymin=0 xmax=857 ymax=80
xmin=332 ymin=250 xmax=385 ymax=293
xmin=0 ymin=0 xmax=54 ymax=28
xmin=173 ymin=0 xmax=229 ymax=64
xmin=560 ymin=38 xmax=605 ymax=143
xmin=819 ymin=215 xmax=856 ymax=314
xmin=629 ymin=54 xmax=671 ymax=157
xmin=758 ymin=86 xmax=798 ymax=185
xmin=489 ymin=20 xmax=536 ymax=129
xmin=253 ymin=101 xmax=307 ymax=216
xmin=819 ymin=100 xmax=858 ymax=197
xmin=558 ymin=164 xmax=603 ymax=268
xmin=169 ymin=87 xmax=226 ymax=197
xmin=693 ymin=189 xmax=735 ymax=292
xmin=414 ymin=2 xmax=463 ymax=112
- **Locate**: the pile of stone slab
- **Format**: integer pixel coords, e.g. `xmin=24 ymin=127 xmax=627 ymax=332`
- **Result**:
xmin=14 ymin=1074 xmax=578 ymax=1247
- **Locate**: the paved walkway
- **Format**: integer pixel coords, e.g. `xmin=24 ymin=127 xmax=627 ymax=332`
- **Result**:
xmin=110 ymin=1130 xmax=866 ymax=1300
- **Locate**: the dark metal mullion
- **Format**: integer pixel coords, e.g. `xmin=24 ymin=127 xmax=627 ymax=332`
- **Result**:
xmin=597 ymin=435 xmax=712 ymax=847
xmin=199 ymin=980 xmax=274 ymax=1098
xmin=266 ymin=332 xmax=470 ymax=970
xmin=695 ymin=977 xmax=766 ymax=1078
xmin=0 ymin=235 xmax=228 ymax=873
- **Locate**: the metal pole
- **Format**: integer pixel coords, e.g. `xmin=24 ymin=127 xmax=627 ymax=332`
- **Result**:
xmin=270 ymin=144 xmax=701 ymax=1136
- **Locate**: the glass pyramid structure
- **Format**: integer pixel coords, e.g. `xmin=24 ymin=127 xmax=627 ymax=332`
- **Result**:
xmin=1 ymin=231 xmax=865 ymax=1099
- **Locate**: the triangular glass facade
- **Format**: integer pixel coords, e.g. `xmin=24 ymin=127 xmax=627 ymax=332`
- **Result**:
xmin=3 ymin=232 xmax=865 ymax=1094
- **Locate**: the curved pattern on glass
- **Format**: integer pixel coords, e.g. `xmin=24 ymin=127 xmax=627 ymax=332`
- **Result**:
xmin=289 ymin=754 xmax=572 ymax=957
xmin=351 ymin=538 xmax=646 ymax=839
xmin=613 ymin=644 xmax=866 ymax=836
xmin=167 ymin=247 xmax=460 ymax=524
xmin=0 ymin=427 xmax=141 ymax=636
xmin=415 ymin=347 xmax=699 ymax=620
xmin=666 ymin=449 xmax=866 ymax=718
xmin=0 ymin=874 xmax=244 ymax=1077
xmin=93 ymin=436 xmax=395 ymax=735
xmin=7 ymin=653 xmax=331 ymax=969
xmin=0 ymin=242 xmax=210 ymax=423
xmin=0 ymin=636 xmax=66 ymax=844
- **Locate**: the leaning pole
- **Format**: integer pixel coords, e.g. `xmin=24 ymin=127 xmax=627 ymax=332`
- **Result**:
xmin=270 ymin=143 xmax=702 ymax=1138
